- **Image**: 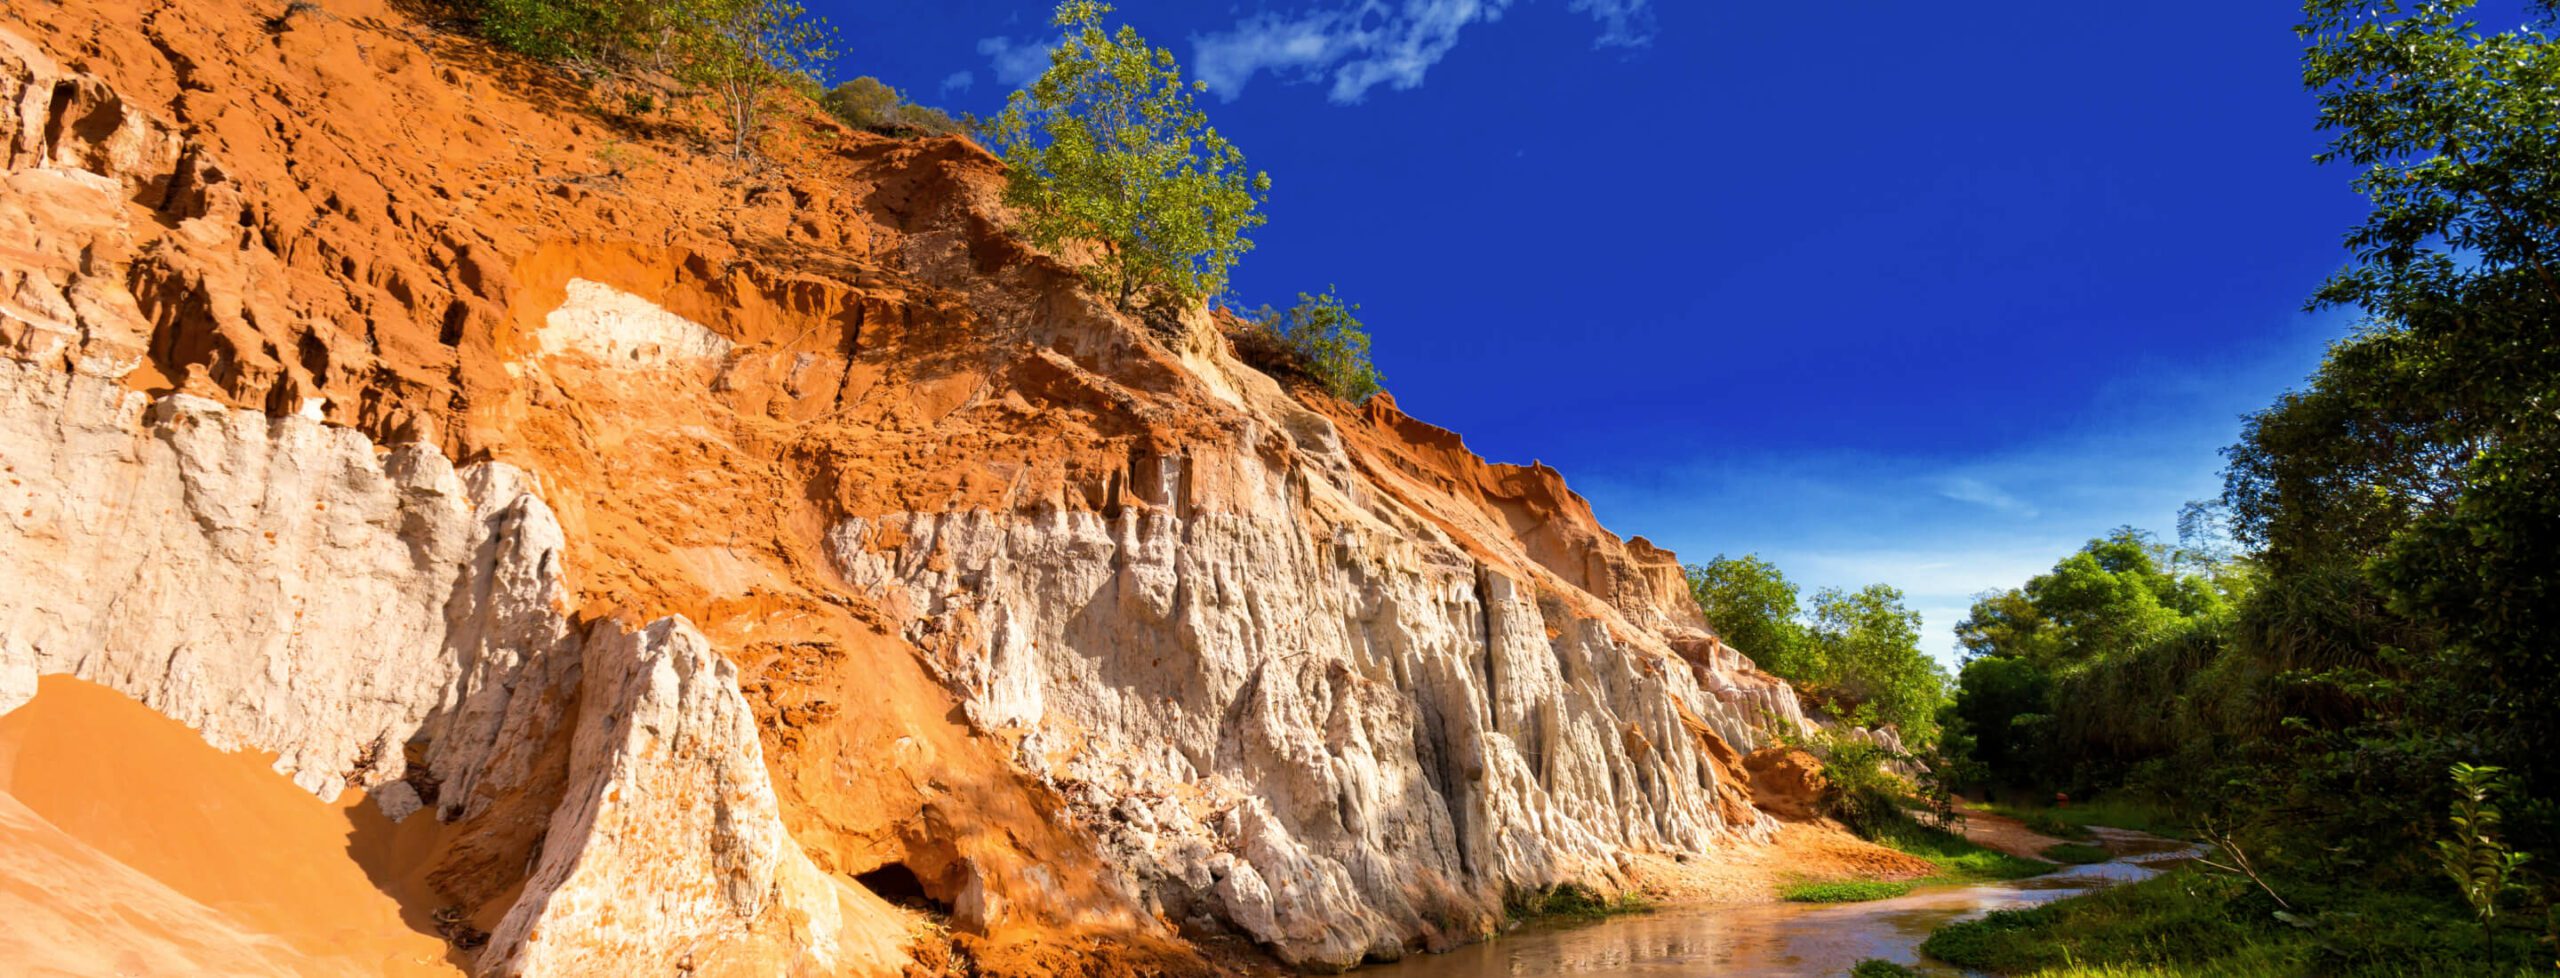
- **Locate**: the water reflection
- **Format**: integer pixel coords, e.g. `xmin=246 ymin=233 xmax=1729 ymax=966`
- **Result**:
xmin=1362 ymin=832 xmax=2203 ymax=978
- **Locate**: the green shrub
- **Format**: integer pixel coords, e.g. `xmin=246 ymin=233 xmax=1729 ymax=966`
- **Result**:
xmin=453 ymin=0 xmax=835 ymax=159
xmin=821 ymin=77 xmax=961 ymax=137
xmin=1504 ymin=882 xmax=1652 ymax=921
xmin=1918 ymin=868 xmax=2539 ymax=978
xmin=1783 ymin=880 xmax=1912 ymax=903
xmin=473 ymin=0 xmax=660 ymax=64
xmin=1272 ymin=287 xmax=1382 ymax=404
xmin=1820 ymin=738 xmax=1911 ymax=837
xmin=1848 ymin=960 xmax=1922 ymax=978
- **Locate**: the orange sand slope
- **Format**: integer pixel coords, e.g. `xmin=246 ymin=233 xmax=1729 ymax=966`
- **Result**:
xmin=0 ymin=676 xmax=463 ymax=978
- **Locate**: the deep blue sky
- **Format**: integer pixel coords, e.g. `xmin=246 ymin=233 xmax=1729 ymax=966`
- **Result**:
xmin=817 ymin=1 xmax=2383 ymax=662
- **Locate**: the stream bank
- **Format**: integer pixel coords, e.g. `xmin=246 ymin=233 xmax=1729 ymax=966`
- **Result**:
xmin=1359 ymin=829 xmax=2199 ymax=978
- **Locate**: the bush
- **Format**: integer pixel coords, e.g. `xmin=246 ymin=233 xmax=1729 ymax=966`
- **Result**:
xmin=1819 ymin=738 xmax=1910 ymax=837
xmin=1919 ymin=868 xmax=2539 ymax=978
xmin=473 ymin=0 xmax=663 ymax=64
xmin=1783 ymin=880 xmax=1912 ymax=903
xmin=452 ymin=0 xmax=835 ymax=158
xmin=1259 ymin=287 xmax=1383 ymax=405
xmin=1504 ymin=882 xmax=1652 ymax=921
xmin=821 ymin=77 xmax=961 ymax=137
xmin=1849 ymin=960 xmax=1923 ymax=978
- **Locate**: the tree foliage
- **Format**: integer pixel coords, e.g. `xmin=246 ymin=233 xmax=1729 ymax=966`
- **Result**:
xmin=1249 ymin=287 xmax=1384 ymax=404
xmin=676 ymin=0 xmax=834 ymax=158
xmin=457 ymin=0 xmax=835 ymax=157
xmin=1686 ymin=556 xmax=1946 ymax=742
xmin=1947 ymin=528 xmax=2244 ymax=788
xmin=988 ymin=1 xmax=1270 ymax=311
xmin=1687 ymin=555 xmax=1820 ymax=682
xmin=1939 ymin=0 xmax=2560 ymax=900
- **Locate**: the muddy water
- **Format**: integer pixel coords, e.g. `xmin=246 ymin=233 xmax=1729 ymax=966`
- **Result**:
xmin=1364 ymin=830 xmax=2200 ymax=978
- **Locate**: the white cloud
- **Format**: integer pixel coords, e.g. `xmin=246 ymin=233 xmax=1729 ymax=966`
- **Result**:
xmin=1568 ymin=0 xmax=1657 ymax=48
xmin=938 ymin=70 xmax=976 ymax=96
xmin=1936 ymin=475 xmax=2038 ymax=517
xmin=975 ymin=35 xmax=1057 ymax=89
xmin=1191 ymin=0 xmax=1654 ymax=104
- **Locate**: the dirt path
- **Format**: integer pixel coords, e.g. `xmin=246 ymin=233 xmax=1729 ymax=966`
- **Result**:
xmin=1954 ymin=802 xmax=2072 ymax=860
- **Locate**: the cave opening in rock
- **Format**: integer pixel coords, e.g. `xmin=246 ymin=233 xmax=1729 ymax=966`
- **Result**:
xmin=856 ymin=862 xmax=949 ymax=914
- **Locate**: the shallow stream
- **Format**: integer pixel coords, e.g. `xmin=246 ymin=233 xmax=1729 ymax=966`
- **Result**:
xmin=1362 ymin=828 xmax=2200 ymax=978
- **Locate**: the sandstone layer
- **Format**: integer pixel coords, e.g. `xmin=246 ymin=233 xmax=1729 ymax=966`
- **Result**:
xmin=0 ymin=1 xmax=1811 ymax=974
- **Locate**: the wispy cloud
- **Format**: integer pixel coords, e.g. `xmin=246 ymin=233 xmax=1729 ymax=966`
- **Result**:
xmin=938 ymin=70 xmax=976 ymax=97
xmin=1571 ymin=312 xmax=2344 ymax=666
xmin=1937 ymin=475 xmax=2038 ymax=517
xmin=975 ymin=35 xmax=1056 ymax=88
xmin=1191 ymin=0 xmax=1657 ymax=104
xmin=1568 ymin=0 xmax=1657 ymax=48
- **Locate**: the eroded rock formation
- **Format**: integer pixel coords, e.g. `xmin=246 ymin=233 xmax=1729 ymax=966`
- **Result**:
xmin=0 ymin=1 xmax=1811 ymax=974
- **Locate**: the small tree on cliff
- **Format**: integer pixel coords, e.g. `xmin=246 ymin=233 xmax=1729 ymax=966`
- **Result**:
xmin=987 ymin=1 xmax=1270 ymax=311
xmin=677 ymin=0 xmax=835 ymax=159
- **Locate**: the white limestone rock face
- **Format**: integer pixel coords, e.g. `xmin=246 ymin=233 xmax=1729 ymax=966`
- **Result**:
xmin=830 ymin=446 xmax=1803 ymax=969
xmin=0 ymin=361 xmax=879 ymax=976
xmin=483 ymin=616 xmax=860 ymax=978
xmin=0 ymin=360 xmax=571 ymax=801
xmin=539 ymin=278 xmax=735 ymax=366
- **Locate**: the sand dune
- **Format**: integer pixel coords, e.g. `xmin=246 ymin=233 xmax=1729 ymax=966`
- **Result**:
xmin=0 ymin=676 xmax=464 ymax=977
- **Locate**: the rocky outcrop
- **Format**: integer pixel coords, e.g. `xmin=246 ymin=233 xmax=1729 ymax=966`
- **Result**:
xmin=0 ymin=358 xmax=888 ymax=975
xmin=487 ymin=616 xmax=903 ymax=978
xmin=823 ymin=338 xmax=1801 ymax=969
xmin=0 ymin=3 xmax=1816 ymax=975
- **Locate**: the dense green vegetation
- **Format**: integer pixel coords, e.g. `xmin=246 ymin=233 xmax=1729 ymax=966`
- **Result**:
xmin=1916 ymin=2 xmax=2560 ymax=973
xmin=1685 ymin=555 xmax=1949 ymax=742
xmin=1921 ymin=869 xmax=2549 ymax=978
xmin=987 ymin=1 xmax=1269 ymax=311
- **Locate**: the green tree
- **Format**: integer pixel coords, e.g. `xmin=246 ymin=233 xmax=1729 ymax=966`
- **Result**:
xmin=1809 ymin=583 xmax=1946 ymax=744
xmin=2285 ymin=0 xmax=2560 ymax=803
xmin=988 ymin=1 xmax=1270 ymax=311
xmin=676 ymin=0 xmax=836 ymax=159
xmin=1685 ymin=555 xmax=1821 ymax=684
xmin=1950 ymin=654 xmax=2051 ymax=782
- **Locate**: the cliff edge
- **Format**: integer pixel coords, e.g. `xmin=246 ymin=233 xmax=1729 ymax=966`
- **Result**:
xmin=0 ymin=1 xmax=1807 ymax=974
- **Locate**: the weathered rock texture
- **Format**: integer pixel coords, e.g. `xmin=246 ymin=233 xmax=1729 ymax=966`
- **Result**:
xmin=0 ymin=1 xmax=1811 ymax=974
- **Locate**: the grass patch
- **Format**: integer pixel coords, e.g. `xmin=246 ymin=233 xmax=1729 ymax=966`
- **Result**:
xmin=2040 ymin=842 xmax=2111 ymax=864
xmin=1782 ymin=880 xmax=1913 ymax=903
xmin=1504 ymin=882 xmax=1652 ymax=922
xmin=1850 ymin=960 xmax=1924 ymax=978
xmin=1917 ymin=868 xmax=2544 ymax=978
xmin=1980 ymin=797 xmax=2188 ymax=839
xmin=1868 ymin=816 xmax=2055 ymax=883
